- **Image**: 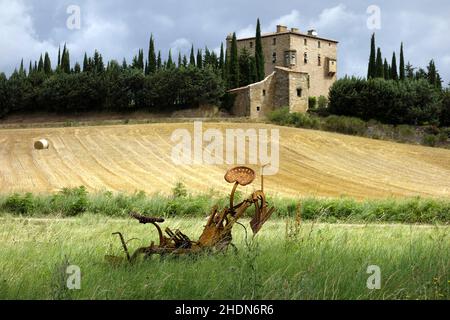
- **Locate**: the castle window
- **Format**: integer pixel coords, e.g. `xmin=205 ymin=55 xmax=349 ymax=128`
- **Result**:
xmin=249 ymin=42 xmax=253 ymax=48
xmin=318 ymin=41 xmax=321 ymax=48
xmin=304 ymin=53 xmax=308 ymax=64
xmin=272 ymin=52 xmax=277 ymax=63
xmin=297 ymin=88 xmax=302 ymax=97
xmin=304 ymin=39 xmax=307 ymax=46
xmin=318 ymin=54 xmax=321 ymax=66
xmin=262 ymin=89 xmax=266 ymax=96
xmin=257 ymin=106 xmax=261 ymax=112
xmin=273 ymin=38 xmax=277 ymax=45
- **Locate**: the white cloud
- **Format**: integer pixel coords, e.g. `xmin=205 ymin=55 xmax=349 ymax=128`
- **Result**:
xmin=0 ymin=0 xmax=57 ymax=73
xmin=170 ymin=38 xmax=192 ymax=55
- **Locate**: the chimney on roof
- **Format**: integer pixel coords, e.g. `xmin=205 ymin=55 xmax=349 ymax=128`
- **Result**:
xmin=291 ymin=27 xmax=299 ymax=33
xmin=307 ymin=29 xmax=318 ymax=37
xmin=276 ymin=25 xmax=288 ymax=33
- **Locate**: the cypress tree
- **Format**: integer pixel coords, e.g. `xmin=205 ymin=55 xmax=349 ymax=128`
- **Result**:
xmin=178 ymin=52 xmax=182 ymax=68
xmin=38 ymin=54 xmax=44 ymax=72
xmin=399 ymin=43 xmax=405 ymax=81
xmin=19 ymin=59 xmax=25 ymax=76
xmin=228 ymin=32 xmax=240 ymax=88
xmin=28 ymin=61 xmax=33 ymax=76
xmin=196 ymin=49 xmax=203 ymax=69
xmin=182 ymin=55 xmax=188 ymax=67
xmin=83 ymin=53 xmax=89 ymax=72
xmin=157 ymin=51 xmax=162 ymax=70
xmin=427 ymin=59 xmax=437 ymax=87
xmin=219 ymin=43 xmax=225 ymax=77
xmin=122 ymin=58 xmax=128 ymax=70
xmin=255 ymin=18 xmax=265 ymax=81
xmin=368 ymin=33 xmax=376 ymax=79
xmin=138 ymin=49 xmax=144 ymax=70
xmin=189 ymin=45 xmax=196 ymax=67
xmin=57 ymin=46 xmax=61 ymax=68
xmin=167 ymin=49 xmax=174 ymax=69
xmin=391 ymin=52 xmax=398 ymax=80
xmin=148 ymin=35 xmax=157 ymax=74
xmin=383 ymin=59 xmax=389 ymax=80
xmin=375 ymin=47 xmax=383 ymax=78
xmin=44 ymin=52 xmax=52 ymax=74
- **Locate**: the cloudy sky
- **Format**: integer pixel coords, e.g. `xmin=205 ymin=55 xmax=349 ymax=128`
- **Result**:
xmin=1 ymin=0 xmax=449 ymax=85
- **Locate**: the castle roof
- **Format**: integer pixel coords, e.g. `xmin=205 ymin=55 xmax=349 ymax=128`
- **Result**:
xmin=235 ymin=30 xmax=339 ymax=44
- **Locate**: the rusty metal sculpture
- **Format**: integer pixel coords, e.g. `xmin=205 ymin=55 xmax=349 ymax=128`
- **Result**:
xmin=106 ymin=166 xmax=275 ymax=263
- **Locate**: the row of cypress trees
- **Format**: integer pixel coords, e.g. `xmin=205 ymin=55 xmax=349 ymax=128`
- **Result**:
xmin=367 ymin=33 xmax=442 ymax=89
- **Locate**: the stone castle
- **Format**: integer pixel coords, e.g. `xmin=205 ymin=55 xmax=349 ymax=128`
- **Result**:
xmin=226 ymin=25 xmax=338 ymax=118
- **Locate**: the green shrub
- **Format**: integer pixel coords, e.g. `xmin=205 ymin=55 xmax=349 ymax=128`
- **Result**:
xmin=317 ymin=95 xmax=328 ymax=109
xmin=322 ymin=115 xmax=367 ymax=135
xmin=51 ymin=186 xmax=88 ymax=217
xmin=422 ymin=134 xmax=438 ymax=147
xmin=308 ymin=97 xmax=317 ymax=109
xmin=172 ymin=182 xmax=188 ymax=198
xmin=3 ymin=193 xmax=35 ymax=215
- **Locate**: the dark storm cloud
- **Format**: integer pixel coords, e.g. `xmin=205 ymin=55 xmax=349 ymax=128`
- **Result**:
xmin=1 ymin=0 xmax=449 ymax=84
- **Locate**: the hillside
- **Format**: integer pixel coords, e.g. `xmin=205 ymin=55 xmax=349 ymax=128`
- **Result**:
xmin=1 ymin=122 xmax=450 ymax=199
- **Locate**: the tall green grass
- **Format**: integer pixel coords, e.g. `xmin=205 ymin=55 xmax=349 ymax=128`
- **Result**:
xmin=0 ymin=187 xmax=449 ymax=224
xmin=0 ymin=216 xmax=448 ymax=300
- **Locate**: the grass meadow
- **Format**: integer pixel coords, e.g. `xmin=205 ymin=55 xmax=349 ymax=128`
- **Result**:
xmin=0 ymin=214 xmax=448 ymax=300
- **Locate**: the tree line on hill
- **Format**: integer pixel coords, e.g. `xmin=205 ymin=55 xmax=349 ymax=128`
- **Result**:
xmin=327 ymin=34 xmax=450 ymax=127
xmin=0 ymin=20 xmax=265 ymax=118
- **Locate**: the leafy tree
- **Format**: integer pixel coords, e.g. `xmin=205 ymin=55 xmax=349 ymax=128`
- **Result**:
xmin=255 ymin=18 xmax=265 ymax=81
xmin=405 ymin=62 xmax=415 ymax=79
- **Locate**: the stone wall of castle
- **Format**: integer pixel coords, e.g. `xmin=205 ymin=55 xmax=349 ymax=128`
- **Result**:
xmin=228 ymin=67 xmax=309 ymax=118
xmin=228 ymin=28 xmax=337 ymax=99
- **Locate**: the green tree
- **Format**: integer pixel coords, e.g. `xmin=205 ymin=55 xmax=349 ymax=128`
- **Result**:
xmin=157 ymin=51 xmax=162 ymax=70
xmin=405 ymin=62 xmax=415 ymax=80
xmin=399 ymin=43 xmax=405 ymax=80
xmin=189 ymin=45 xmax=196 ymax=67
xmin=167 ymin=49 xmax=175 ymax=69
xmin=38 ymin=55 xmax=44 ymax=73
xmin=196 ymin=49 xmax=203 ymax=69
xmin=147 ymin=35 xmax=157 ymax=74
xmin=238 ymin=48 xmax=252 ymax=87
xmin=375 ymin=47 xmax=383 ymax=78
xmin=391 ymin=52 xmax=398 ymax=80
xmin=255 ymin=18 xmax=265 ymax=81
xmin=44 ymin=52 xmax=52 ymax=75
xmin=383 ymin=59 xmax=389 ymax=80
xmin=219 ymin=42 xmax=225 ymax=78
xmin=228 ymin=32 xmax=240 ymax=89
xmin=367 ymin=33 xmax=376 ymax=79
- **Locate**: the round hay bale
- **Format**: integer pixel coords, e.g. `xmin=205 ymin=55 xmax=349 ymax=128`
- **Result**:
xmin=34 ymin=139 xmax=49 ymax=150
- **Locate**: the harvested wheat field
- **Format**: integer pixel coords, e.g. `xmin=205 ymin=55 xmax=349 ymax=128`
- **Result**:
xmin=0 ymin=122 xmax=449 ymax=199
